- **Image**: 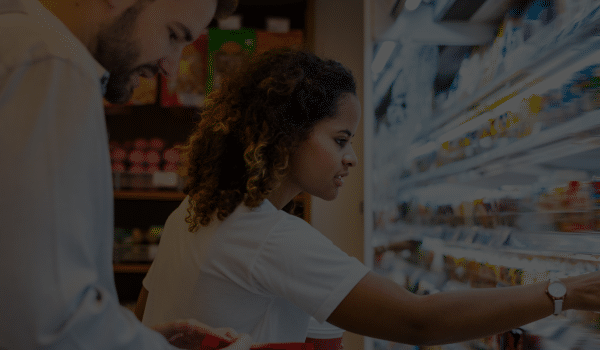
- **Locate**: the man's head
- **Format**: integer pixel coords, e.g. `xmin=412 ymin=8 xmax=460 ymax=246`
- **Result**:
xmin=94 ymin=0 xmax=237 ymax=103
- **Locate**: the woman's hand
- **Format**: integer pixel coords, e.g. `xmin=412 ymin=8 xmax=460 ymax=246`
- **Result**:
xmin=152 ymin=319 xmax=252 ymax=349
xmin=562 ymin=271 xmax=600 ymax=312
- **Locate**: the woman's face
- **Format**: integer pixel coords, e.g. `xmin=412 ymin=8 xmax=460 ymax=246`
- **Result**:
xmin=286 ymin=93 xmax=361 ymax=201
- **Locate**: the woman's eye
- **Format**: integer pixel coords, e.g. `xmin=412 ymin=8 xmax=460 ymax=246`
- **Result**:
xmin=336 ymin=139 xmax=348 ymax=147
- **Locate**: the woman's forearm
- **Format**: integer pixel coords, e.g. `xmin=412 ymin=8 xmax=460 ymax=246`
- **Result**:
xmin=329 ymin=271 xmax=600 ymax=346
xmin=414 ymin=282 xmax=552 ymax=345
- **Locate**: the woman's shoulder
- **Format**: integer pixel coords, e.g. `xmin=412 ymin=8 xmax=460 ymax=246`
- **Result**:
xmin=278 ymin=211 xmax=315 ymax=232
xmin=268 ymin=211 xmax=331 ymax=248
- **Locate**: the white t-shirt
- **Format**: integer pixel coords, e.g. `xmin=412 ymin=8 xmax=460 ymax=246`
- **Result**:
xmin=143 ymin=198 xmax=370 ymax=343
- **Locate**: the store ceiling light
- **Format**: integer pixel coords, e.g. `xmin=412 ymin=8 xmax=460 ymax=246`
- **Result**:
xmin=404 ymin=0 xmax=421 ymax=11
xmin=371 ymin=41 xmax=396 ymax=75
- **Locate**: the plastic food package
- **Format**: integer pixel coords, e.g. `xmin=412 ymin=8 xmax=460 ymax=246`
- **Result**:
xmin=305 ymin=318 xmax=344 ymax=350
xmin=186 ymin=332 xmax=314 ymax=350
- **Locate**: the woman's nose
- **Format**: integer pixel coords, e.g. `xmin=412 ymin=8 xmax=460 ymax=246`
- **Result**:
xmin=343 ymin=147 xmax=358 ymax=167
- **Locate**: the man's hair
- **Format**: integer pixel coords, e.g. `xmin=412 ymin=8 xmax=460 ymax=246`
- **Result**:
xmin=215 ymin=0 xmax=238 ymax=20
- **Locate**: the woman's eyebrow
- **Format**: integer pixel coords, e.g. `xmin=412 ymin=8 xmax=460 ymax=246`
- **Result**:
xmin=340 ymin=130 xmax=354 ymax=137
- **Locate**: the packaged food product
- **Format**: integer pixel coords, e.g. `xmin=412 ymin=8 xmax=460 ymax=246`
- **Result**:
xmin=145 ymin=150 xmax=161 ymax=165
xmin=163 ymin=148 xmax=181 ymax=164
xmin=149 ymin=137 xmax=166 ymax=151
xmin=188 ymin=332 xmax=314 ymax=350
xmin=305 ymin=318 xmax=344 ymax=350
xmin=128 ymin=149 xmax=145 ymax=165
xmin=134 ymin=138 xmax=150 ymax=150
xmin=111 ymin=147 xmax=127 ymax=162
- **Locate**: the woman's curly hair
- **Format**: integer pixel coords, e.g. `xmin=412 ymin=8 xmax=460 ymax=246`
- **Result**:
xmin=180 ymin=48 xmax=356 ymax=232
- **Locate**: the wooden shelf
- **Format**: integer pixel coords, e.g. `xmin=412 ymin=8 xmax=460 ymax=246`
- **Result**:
xmin=104 ymin=104 xmax=200 ymax=117
xmin=114 ymin=190 xmax=186 ymax=201
xmin=113 ymin=263 xmax=151 ymax=274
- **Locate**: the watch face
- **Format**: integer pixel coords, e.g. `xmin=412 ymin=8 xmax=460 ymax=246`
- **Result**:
xmin=548 ymin=282 xmax=567 ymax=297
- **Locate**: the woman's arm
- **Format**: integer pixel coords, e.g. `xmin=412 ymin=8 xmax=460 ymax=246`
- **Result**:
xmin=327 ymin=271 xmax=600 ymax=346
xmin=135 ymin=286 xmax=149 ymax=322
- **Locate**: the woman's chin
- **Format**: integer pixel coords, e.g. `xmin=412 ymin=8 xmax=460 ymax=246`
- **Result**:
xmin=318 ymin=191 xmax=339 ymax=202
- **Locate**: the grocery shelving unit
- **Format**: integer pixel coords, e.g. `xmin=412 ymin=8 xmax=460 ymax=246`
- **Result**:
xmin=367 ymin=1 xmax=600 ymax=349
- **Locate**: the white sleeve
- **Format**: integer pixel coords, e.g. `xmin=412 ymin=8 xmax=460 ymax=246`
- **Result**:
xmin=0 ymin=55 xmax=176 ymax=349
xmin=250 ymin=216 xmax=371 ymax=323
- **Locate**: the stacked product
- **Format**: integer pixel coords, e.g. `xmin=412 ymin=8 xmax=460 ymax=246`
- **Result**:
xmin=113 ymin=226 xmax=163 ymax=263
xmin=110 ymin=138 xmax=183 ymax=190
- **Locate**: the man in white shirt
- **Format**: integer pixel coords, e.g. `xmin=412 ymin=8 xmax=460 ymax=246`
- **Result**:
xmin=0 ymin=0 xmax=248 ymax=348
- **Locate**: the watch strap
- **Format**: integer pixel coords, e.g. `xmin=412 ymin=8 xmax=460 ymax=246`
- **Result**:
xmin=553 ymin=299 xmax=563 ymax=315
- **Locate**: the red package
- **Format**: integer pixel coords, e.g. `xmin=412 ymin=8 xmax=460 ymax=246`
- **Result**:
xmin=111 ymin=161 xmax=126 ymax=173
xmin=305 ymin=337 xmax=342 ymax=350
xmin=163 ymin=148 xmax=180 ymax=163
xmin=129 ymin=149 xmax=145 ymax=164
xmin=134 ymin=138 xmax=150 ymax=150
xmin=150 ymin=137 xmax=166 ymax=150
xmin=111 ymin=147 xmax=127 ymax=162
xmin=194 ymin=333 xmax=314 ymax=350
xmin=145 ymin=150 xmax=162 ymax=165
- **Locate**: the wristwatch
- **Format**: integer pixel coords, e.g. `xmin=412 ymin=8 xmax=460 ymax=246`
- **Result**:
xmin=546 ymin=277 xmax=567 ymax=315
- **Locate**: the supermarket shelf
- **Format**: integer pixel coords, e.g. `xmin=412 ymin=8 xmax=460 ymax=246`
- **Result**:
xmin=504 ymin=230 xmax=600 ymax=257
xmin=434 ymin=0 xmax=483 ymax=21
xmin=114 ymin=190 xmax=186 ymax=201
xmin=398 ymin=109 xmax=600 ymax=190
xmin=113 ymin=263 xmax=151 ymax=274
xmin=434 ymin=0 xmax=510 ymax=23
xmin=507 ymin=136 xmax=600 ymax=169
xmin=376 ymin=224 xmax=600 ymax=260
xmin=428 ymin=11 xmax=600 ymax=135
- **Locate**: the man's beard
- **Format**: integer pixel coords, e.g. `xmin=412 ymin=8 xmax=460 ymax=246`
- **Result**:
xmin=94 ymin=1 xmax=145 ymax=103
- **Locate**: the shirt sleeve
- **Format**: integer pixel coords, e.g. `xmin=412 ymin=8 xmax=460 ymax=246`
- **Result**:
xmin=0 ymin=53 xmax=177 ymax=349
xmin=250 ymin=215 xmax=371 ymax=324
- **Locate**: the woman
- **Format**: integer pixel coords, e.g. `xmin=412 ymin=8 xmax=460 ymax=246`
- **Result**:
xmin=137 ymin=49 xmax=600 ymax=346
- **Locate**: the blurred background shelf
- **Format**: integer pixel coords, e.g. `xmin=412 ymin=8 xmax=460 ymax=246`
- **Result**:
xmin=114 ymin=191 xmax=186 ymax=201
xmin=113 ymin=263 xmax=151 ymax=274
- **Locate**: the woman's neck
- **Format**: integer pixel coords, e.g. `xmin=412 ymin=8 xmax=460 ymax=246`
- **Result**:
xmin=266 ymin=183 xmax=301 ymax=210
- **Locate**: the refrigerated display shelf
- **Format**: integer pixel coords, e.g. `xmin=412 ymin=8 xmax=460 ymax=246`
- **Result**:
xmin=398 ymin=108 xmax=600 ymax=190
xmin=430 ymin=35 xmax=600 ymax=144
xmin=375 ymin=224 xmax=600 ymax=261
xmin=429 ymin=7 xmax=600 ymax=134
xmin=368 ymin=4 xmax=600 ymax=350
